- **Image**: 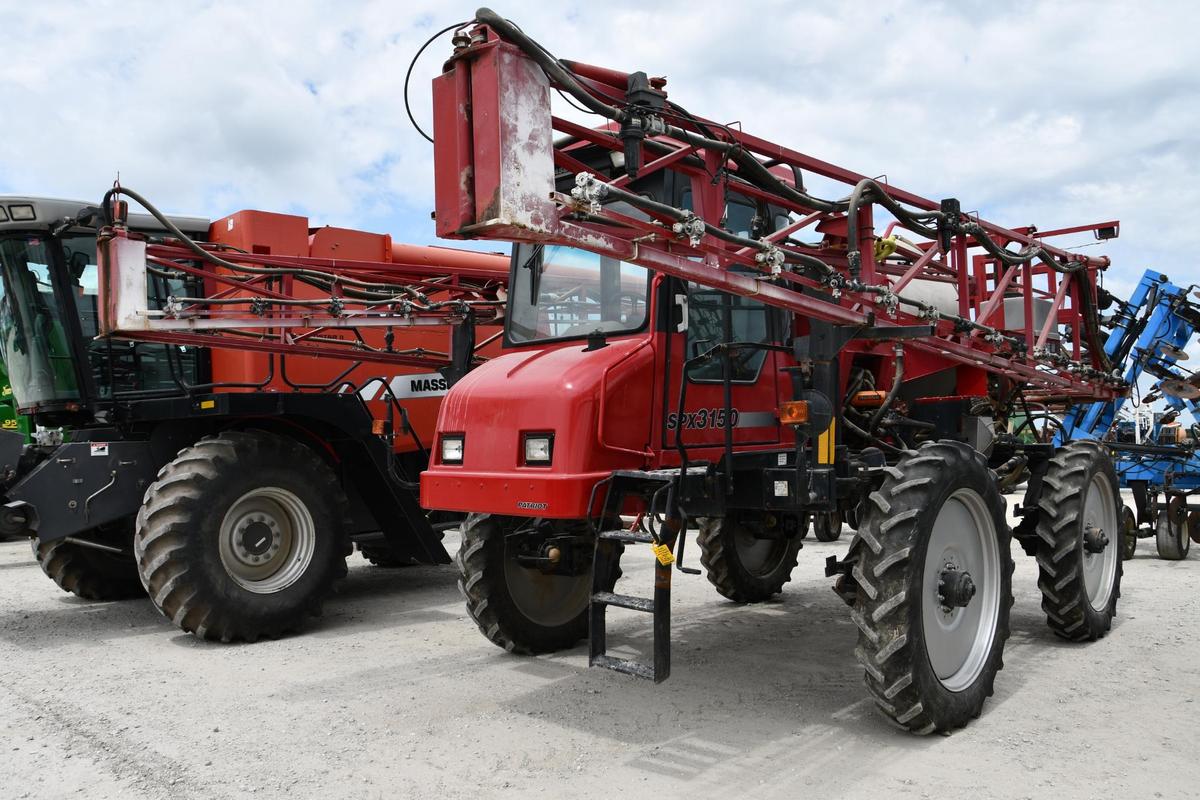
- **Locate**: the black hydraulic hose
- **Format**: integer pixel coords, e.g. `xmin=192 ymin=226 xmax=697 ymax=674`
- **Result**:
xmin=575 ymin=176 xmax=834 ymax=275
xmin=473 ymin=9 xmax=1115 ymax=372
xmin=845 ymin=178 xmax=940 ymax=277
xmin=582 ymin=177 xmax=688 ymax=223
xmin=475 ymin=8 xmax=851 ymax=215
xmin=868 ymin=345 xmax=904 ymax=433
xmin=102 ymin=186 xmax=431 ymax=304
xmin=661 ymin=100 xmax=848 ymax=215
xmin=481 ymin=11 xmax=1047 ymax=281
xmin=960 ymin=221 xmax=1111 ymax=372
xmin=404 ymin=20 xmax=472 ymax=143
xmin=842 ymin=413 xmax=908 ymax=455
xmin=842 ymin=368 xmax=867 ymax=408
xmin=475 ymin=9 xmax=623 ymax=120
xmin=476 ymin=8 xmax=1108 ymax=290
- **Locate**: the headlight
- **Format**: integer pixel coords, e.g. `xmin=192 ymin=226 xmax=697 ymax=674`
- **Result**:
xmin=440 ymin=434 xmax=464 ymax=464
xmin=523 ymin=433 xmax=553 ymax=465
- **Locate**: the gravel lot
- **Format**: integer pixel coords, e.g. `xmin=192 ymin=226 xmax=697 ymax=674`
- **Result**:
xmin=2 ymin=495 xmax=1198 ymax=800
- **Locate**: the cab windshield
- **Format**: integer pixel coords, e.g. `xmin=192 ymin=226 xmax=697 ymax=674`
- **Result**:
xmin=508 ymin=244 xmax=650 ymax=344
xmin=0 ymin=235 xmax=81 ymax=409
xmin=0 ymin=233 xmax=201 ymax=412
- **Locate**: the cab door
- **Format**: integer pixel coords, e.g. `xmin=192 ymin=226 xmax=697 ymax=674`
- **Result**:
xmin=660 ymin=280 xmax=786 ymax=456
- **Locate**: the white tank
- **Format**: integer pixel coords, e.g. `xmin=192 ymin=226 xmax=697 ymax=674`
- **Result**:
xmin=900 ymin=278 xmax=959 ymax=317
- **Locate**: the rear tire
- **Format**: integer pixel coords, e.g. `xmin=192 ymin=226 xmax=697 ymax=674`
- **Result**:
xmin=1035 ymin=441 xmax=1123 ymax=640
xmin=457 ymin=514 xmax=619 ymax=654
xmin=844 ymin=504 xmax=860 ymax=532
xmin=697 ymin=513 xmax=801 ymax=603
xmin=135 ymin=431 xmax=350 ymax=642
xmin=852 ymin=440 xmax=1012 ymax=733
xmin=813 ymin=510 xmax=842 ymax=542
xmin=33 ymin=520 xmax=144 ymax=601
xmin=1155 ymin=497 xmax=1191 ymax=560
xmin=1120 ymin=506 xmax=1137 ymax=561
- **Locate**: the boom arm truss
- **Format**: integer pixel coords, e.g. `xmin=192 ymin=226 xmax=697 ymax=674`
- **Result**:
xmin=430 ymin=9 xmax=1127 ymax=400
xmin=97 ymin=190 xmax=508 ymax=370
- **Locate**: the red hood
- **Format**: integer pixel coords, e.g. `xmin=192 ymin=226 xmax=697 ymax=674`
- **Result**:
xmin=434 ymin=335 xmax=655 ymax=476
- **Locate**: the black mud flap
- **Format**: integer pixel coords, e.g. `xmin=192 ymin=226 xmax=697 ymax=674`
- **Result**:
xmin=333 ymin=440 xmax=450 ymax=565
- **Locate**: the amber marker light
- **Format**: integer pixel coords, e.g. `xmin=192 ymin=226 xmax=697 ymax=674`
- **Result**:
xmin=778 ymin=400 xmax=809 ymax=426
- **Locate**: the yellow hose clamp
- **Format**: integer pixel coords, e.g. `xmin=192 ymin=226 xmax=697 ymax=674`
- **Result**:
xmin=874 ymin=235 xmax=898 ymax=261
xmin=651 ymin=542 xmax=675 ymax=566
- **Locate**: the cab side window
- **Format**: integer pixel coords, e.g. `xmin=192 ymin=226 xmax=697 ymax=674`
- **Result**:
xmin=678 ymin=190 xmax=772 ymax=383
xmin=685 ymin=286 xmax=770 ymax=383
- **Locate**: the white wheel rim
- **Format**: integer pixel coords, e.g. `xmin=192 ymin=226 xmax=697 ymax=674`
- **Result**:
xmin=218 ymin=487 xmax=316 ymax=594
xmin=921 ymin=488 xmax=1001 ymax=693
xmin=1082 ymin=473 xmax=1119 ymax=610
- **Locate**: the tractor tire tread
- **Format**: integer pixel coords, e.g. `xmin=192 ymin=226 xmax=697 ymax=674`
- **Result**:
xmin=696 ymin=517 xmax=802 ymax=603
xmin=851 ymin=440 xmax=1012 ymax=734
xmin=1034 ymin=441 xmax=1123 ymax=641
xmin=135 ymin=430 xmax=348 ymax=642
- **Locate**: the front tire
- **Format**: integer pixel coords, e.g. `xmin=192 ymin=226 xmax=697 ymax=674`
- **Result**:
xmin=852 ymin=441 xmax=1012 ymax=733
xmin=135 ymin=431 xmax=350 ymax=642
xmin=697 ymin=513 xmax=801 ymax=603
xmin=1035 ymin=441 xmax=1123 ymax=640
xmin=33 ymin=520 xmax=144 ymax=601
xmin=457 ymin=514 xmax=619 ymax=654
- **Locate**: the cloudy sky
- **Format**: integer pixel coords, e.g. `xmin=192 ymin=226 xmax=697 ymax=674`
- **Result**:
xmin=2 ymin=0 xmax=1197 ymax=303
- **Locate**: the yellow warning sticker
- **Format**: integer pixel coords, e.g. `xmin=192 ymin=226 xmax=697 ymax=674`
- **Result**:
xmin=651 ymin=543 xmax=675 ymax=566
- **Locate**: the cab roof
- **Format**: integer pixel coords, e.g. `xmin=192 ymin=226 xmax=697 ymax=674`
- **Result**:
xmin=0 ymin=195 xmax=210 ymax=235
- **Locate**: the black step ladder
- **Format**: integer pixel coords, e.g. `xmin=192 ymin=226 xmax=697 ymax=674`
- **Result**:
xmin=588 ymin=469 xmax=694 ymax=683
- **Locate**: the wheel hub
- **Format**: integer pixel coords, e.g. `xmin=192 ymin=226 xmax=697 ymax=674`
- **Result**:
xmin=217 ymin=487 xmax=316 ymax=594
xmin=938 ymin=568 xmax=976 ymax=609
xmin=232 ymin=516 xmax=281 ymax=563
xmin=1083 ymin=524 xmax=1109 ymax=554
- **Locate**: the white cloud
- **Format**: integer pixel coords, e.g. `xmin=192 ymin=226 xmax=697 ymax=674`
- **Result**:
xmin=1 ymin=0 xmax=1197 ymax=291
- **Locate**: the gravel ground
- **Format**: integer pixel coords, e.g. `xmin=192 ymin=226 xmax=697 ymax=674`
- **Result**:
xmin=2 ymin=494 xmax=1198 ymax=800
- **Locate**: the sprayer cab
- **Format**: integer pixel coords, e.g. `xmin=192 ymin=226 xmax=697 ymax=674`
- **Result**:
xmin=421 ymin=135 xmax=817 ymax=521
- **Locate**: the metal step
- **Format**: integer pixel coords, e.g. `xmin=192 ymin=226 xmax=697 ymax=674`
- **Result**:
xmin=597 ymin=529 xmax=655 ymax=544
xmin=589 ymin=472 xmax=674 ymax=685
xmin=592 ymin=591 xmax=654 ymax=613
xmin=590 ymin=654 xmax=657 ymax=680
xmin=611 ymin=466 xmax=709 ymax=481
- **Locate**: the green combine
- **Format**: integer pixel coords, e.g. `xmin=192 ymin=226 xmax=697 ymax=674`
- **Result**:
xmin=0 ymin=362 xmax=32 ymax=440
